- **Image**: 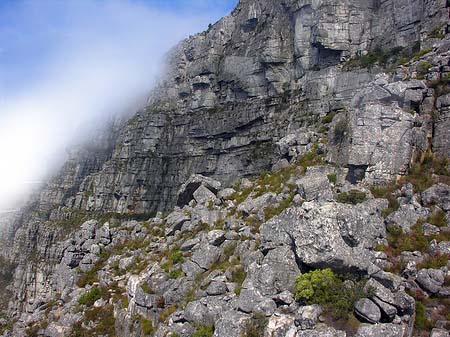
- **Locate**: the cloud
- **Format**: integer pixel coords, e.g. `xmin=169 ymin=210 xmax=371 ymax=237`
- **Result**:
xmin=0 ymin=0 xmax=236 ymax=210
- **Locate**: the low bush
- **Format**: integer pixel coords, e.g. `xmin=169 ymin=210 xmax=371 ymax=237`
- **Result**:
xmin=78 ymin=287 xmax=107 ymax=306
xmin=327 ymin=174 xmax=337 ymax=184
xmin=336 ymin=190 xmax=367 ymax=205
xmin=192 ymin=324 xmax=214 ymax=337
xmin=294 ymin=269 xmax=368 ymax=320
xmin=141 ymin=318 xmax=155 ymax=336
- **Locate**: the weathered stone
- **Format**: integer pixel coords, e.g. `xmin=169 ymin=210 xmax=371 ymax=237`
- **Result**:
xmin=296 ymin=305 xmax=322 ymax=330
xmin=422 ymin=184 xmax=450 ymax=211
xmin=177 ymin=175 xmax=221 ymax=208
xmin=193 ymin=185 xmax=218 ymax=206
xmin=295 ymin=166 xmax=334 ymax=202
xmin=355 ymin=323 xmax=406 ymax=337
xmin=261 ymin=201 xmax=387 ymax=272
xmin=416 ymin=268 xmax=445 ymax=294
xmin=354 ymin=298 xmax=382 ymax=323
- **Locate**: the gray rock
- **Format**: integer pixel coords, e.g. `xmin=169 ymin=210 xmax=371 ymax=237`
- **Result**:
xmin=422 ymin=184 xmax=450 ymax=211
xmin=218 ymin=188 xmax=236 ymax=200
xmin=354 ymin=298 xmax=382 ymax=323
xmin=191 ymin=243 xmax=221 ymax=270
xmin=430 ymin=328 xmax=450 ymax=337
xmin=297 ymin=327 xmax=347 ymax=337
xmin=296 ymin=305 xmax=322 ymax=330
xmin=261 ymin=201 xmax=387 ymax=272
xmin=165 ymin=210 xmax=190 ymax=236
xmin=393 ymin=290 xmax=415 ymax=315
xmin=193 ymin=185 xmax=218 ymax=206
xmin=206 ymin=281 xmax=227 ymax=296
xmin=177 ymin=174 xmax=221 ymax=208
xmin=416 ymin=268 xmax=445 ymax=294
xmin=180 ymin=238 xmax=200 ymax=252
xmin=213 ymin=310 xmax=249 ymax=337
xmin=237 ymin=192 xmax=278 ymax=215
xmin=386 ymin=204 xmax=429 ymax=232
xmin=184 ymin=301 xmax=215 ymax=326
xmin=295 ymin=166 xmax=334 ymax=202
xmin=355 ymin=323 xmax=406 ymax=337
xmin=207 ymin=230 xmax=226 ymax=246
xmin=423 ymin=223 xmax=440 ymax=236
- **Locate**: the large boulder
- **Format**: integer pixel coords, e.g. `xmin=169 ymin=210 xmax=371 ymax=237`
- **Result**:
xmin=416 ymin=269 xmax=445 ymax=294
xmin=261 ymin=200 xmax=387 ymax=272
xmin=354 ymin=298 xmax=382 ymax=323
xmin=176 ymin=174 xmax=221 ymax=207
xmin=422 ymin=184 xmax=450 ymax=211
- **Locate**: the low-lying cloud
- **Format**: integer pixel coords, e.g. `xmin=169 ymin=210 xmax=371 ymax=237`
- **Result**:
xmin=0 ymin=0 xmax=236 ymax=210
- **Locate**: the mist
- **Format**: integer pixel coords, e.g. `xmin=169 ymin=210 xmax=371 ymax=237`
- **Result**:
xmin=0 ymin=0 xmax=236 ymax=211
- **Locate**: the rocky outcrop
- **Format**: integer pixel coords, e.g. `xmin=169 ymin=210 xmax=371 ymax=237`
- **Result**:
xmin=1 ymin=0 xmax=450 ymax=335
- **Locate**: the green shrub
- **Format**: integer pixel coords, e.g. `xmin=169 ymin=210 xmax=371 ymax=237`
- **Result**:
xmin=321 ymin=111 xmax=337 ymax=124
xmin=327 ymin=174 xmax=337 ymax=184
xmin=169 ymin=249 xmax=184 ymax=264
xmin=141 ymin=283 xmax=155 ymax=294
xmin=231 ymin=267 xmax=247 ymax=296
xmin=417 ymin=61 xmax=433 ymax=76
xmin=294 ymin=269 xmax=367 ymax=320
xmin=168 ymin=269 xmax=184 ymax=279
xmin=415 ymin=301 xmax=433 ymax=330
xmin=78 ymin=287 xmax=106 ymax=306
xmin=417 ymin=253 xmax=449 ymax=269
xmin=336 ymin=190 xmax=367 ymax=205
xmin=141 ymin=318 xmax=155 ymax=336
xmin=192 ymin=324 xmax=214 ymax=337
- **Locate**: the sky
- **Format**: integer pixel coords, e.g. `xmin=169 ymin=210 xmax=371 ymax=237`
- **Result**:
xmin=0 ymin=0 xmax=237 ymax=210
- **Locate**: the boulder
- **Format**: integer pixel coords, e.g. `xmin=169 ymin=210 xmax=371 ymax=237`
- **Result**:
xmin=213 ymin=310 xmax=249 ymax=337
xmin=193 ymin=185 xmax=218 ymax=206
xmin=422 ymin=184 xmax=450 ymax=211
xmin=416 ymin=269 xmax=445 ymax=294
xmin=295 ymin=166 xmax=334 ymax=202
xmin=355 ymin=323 xmax=406 ymax=337
xmin=261 ymin=201 xmax=387 ymax=272
xmin=177 ymin=174 xmax=221 ymax=207
xmin=354 ymin=298 xmax=382 ymax=323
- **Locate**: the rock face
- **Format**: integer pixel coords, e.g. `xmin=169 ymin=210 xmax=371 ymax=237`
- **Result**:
xmin=0 ymin=0 xmax=449 ymax=336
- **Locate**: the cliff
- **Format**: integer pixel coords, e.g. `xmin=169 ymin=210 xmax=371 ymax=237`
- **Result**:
xmin=1 ymin=0 xmax=450 ymax=336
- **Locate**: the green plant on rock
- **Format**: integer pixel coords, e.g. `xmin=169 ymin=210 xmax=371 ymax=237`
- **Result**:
xmin=140 ymin=318 xmax=155 ymax=336
xmin=78 ymin=287 xmax=107 ymax=306
xmin=192 ymin=324 xmax=214 ymax=337
xmin=327 ymin=174 xmax=337 ymax=184
xmin=415 ymin=301 xmax=433 ymax=330
xmin=169 ymin=249 xmax=184 ymax=264
xmin=417 ymin=61 xmax=433 ymax=77
xmin=336 ymin=190 xmax=367 ymax=205
xmin=294 ymin=269 xmax=367 ymax=320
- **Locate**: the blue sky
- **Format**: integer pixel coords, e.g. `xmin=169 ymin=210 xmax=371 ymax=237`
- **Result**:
xmin=0 ymin=0 xmax=237 ymax=210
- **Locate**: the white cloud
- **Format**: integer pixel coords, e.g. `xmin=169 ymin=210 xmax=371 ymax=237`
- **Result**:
xmin=0 ymin=0 xmax=234 ymax=210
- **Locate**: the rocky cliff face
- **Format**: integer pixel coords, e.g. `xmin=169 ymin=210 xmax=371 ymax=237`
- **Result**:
xmin=1 ymin=0 xmax=450 ymax=336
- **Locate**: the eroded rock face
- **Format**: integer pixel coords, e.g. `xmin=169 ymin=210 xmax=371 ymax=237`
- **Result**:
xmin=260 ymin=200 xmax=388 ymax=272
xmin=1 ymin=0 xmax=449 ymax=333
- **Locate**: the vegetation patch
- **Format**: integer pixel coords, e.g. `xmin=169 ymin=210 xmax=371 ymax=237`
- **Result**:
xmin=78 ymin=287 xmax=108 ymax=306
xmin=336 ymin=190 xmax=367 ymax=205
xmin=192 ymin=324 xmax=214 ymax=337
xmin=294 ymin=269 xmax=370 ymax=322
